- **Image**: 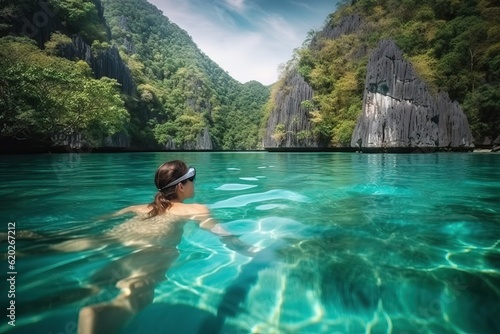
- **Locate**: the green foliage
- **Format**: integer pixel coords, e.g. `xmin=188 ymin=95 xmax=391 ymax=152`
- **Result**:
xmin=292 ymin=33 xmax=366 ymax=146
xmin=272 ymin=124 xmax=286 ymax=147
xmin=51 ymin=0 xmax=108 ymax=43
xmin=0 ymin=37 xmax=128 ymax=146
xmin=44 ymin=33 xmax=72 ymax=56
xmin=285 ymin=0 xmax=500 ymax=145
xmin=153 ymin=113 xmax=205 ymax=146
xmin=100 ymin=0 xmax=269 ymax=149
xmin=462 ymin=84 xmax=500 ymax=140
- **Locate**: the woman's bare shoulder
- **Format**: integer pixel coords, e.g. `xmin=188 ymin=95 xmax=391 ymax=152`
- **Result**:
xmin=168 ymin=203 xmax=209 ymax=217
xmin=187 ymin=203 xmax=210 ymax=214
xmin=115 ymin=204 xmax=150 ymax=216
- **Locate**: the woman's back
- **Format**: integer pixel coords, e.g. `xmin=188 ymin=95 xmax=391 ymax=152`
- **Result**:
xmin=109 ymin=212 xmax=187 ymax=248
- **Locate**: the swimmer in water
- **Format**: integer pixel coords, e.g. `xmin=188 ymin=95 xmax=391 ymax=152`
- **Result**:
xmin=77 ymin=160 xmax=258 ymax=334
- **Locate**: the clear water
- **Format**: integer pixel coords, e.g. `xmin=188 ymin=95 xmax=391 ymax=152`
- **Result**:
xmin=1 ymin=152 xmax=499 ymax=334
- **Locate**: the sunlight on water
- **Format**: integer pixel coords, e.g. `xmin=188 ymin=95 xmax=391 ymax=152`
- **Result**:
xmin=0 ymin=152 xmax=499 ymax=334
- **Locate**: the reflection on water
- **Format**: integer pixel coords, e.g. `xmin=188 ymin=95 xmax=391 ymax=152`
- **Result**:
xmin=0 ymin=152 xmax=499 ymax=333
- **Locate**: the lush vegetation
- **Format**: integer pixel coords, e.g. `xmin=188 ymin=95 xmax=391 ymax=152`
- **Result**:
xmin=100 ymin=0 xmax=269 ymax=149
xmin=0 ymin=36 xmax=128 ymax=147
xmin=0 ymin=0 xmax=269 ymax=150
xmin=2 ymin=0 xmax=497 ymax=150
xmin=284 ymin=0 xmax=499 ymax=145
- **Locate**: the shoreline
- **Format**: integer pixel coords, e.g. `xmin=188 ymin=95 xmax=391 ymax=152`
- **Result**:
xmin=1 ymin=148 xmax=497 ymax=155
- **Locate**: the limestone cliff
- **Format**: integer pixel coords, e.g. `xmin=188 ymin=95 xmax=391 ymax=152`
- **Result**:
xmin=263 ymin=72 xmax=317 ymax=148
xmin=164 ymin=127 xmax=213 ymax=151
xmin=58 ymin=35 xmax=135 ymax=95
xmin=5 ymin=0 xmax=134 ymax=150
xmin=351 ymin=40 xmax=474 ymax=152
xmin=311 ymin=14 xmax=362 ymax=47
xmin=264 ymin=14 xmax=363 ymax=149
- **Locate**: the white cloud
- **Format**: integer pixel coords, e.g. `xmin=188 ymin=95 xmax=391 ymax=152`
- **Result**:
xmin=224 ymin=0 xmax=246 ymax=12
xmin=259 ymin=14 xmax=299 ymax=43
xmin=147 ymin=0 xmax=332 ymax=85
xmin=213 ymin=4 xmax=239 ymax=28
xmin=290 ymin=1 xmax=315 ymax=11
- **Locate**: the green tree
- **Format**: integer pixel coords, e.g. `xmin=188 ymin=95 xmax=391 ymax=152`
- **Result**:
xmin=0 ymin=37 xmax=128 ymax=147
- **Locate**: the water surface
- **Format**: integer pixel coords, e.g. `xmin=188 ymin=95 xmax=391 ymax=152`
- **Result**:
xmin=1 ymin=152 xmax=499 ymax=333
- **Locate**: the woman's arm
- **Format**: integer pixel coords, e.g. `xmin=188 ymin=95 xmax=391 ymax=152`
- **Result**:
xmin=190 ymin=205 xmax=258 ymax=257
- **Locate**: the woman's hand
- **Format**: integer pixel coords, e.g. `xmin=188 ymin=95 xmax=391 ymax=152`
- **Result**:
xmin=190 ymin=206 xmax=258 ymax=257
xmin=219 ymin=235 xmax=259 ymax=257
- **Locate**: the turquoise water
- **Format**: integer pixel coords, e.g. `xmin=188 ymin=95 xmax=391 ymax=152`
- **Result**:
xmin=1 ymin=152 xmax=499 ymax=334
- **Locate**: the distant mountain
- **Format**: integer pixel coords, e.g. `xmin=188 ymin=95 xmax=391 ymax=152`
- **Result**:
xmin=100 ymin=0 xmax=270 ymax=150
xmin=4 ymin=0 xmax=496 ymax=153
xmin=0 ymin=0 xmax=269 ymax=152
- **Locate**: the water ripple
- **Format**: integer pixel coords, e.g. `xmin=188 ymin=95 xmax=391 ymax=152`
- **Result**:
xmin=209 ymin=189 xmax=310 ymax=209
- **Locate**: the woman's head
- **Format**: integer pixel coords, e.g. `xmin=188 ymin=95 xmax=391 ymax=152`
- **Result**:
xmin=148 ymin=160 xmax=196 ymax=217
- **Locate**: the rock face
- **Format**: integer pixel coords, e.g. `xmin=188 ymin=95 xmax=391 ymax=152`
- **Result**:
xmin=59 ymin=35 xmax=135 ymax=95
xmin=51 ymin=132 xmax=130 ymax=150
xmin=17 ymin=2 xmax=62 ymax=48
xmin=14 ymin=0 xmax=133 ymax=95
xmin=164 ymin=127 xmax=214 ymax=150
xmin=312 ymin=14 xmax=362 ymax=46
xmin=103 ymin=133 xmax=130 ymax=148
xmin=55 ymin=35 xmax=135 ymax=149
xmin=263 ymin=72 xmax=318 ymax=148
xmin=351 ymin=40 xmax=474 ymax=152
xmin=264 ymin=14 xmax=363 ymax=149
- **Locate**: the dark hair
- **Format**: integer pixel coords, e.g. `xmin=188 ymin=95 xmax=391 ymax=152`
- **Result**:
xmin=147 ymin=160 xmax=188 ymax=218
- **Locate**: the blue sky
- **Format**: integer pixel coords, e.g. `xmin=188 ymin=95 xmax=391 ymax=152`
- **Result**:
xmin=147 ymin=0 xmax=339 ymax=85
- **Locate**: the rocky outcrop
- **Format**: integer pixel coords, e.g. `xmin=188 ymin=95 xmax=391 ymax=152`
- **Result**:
xmin=90 ymin=0 xmax=111 ymax=39
xmin=7 ymin=0 xmax=62 ymax=48
xmin=55 ymin=35 xmax=135 ymax=150
xmin=12 ymin=0 xmax=125 ymax=91
xmin=51 ymin=133 xmax=87 ymax=150
xmin=311 ymin=14 xmax=362 ymax=47
xmin=263 ymin=72 xmax=318 ymax=148
xmin=492 ymin=135 xmax=500 ymax=152
xmin=10 ymin=0 xmax=110 ymax=48
xmin=103 ymin=133 xmax=130 ymax=148
xmin=351 ymin=40 xmax=474 ymax=152
xmin=264 ymin=14 xmax=364 ymax=150
xmin=50 ymin=132 xmax=130 ymax=150
xmin=117 ymin=16 xmax=136 ymax=54
xmin=59 ymin=35 xmax=135 ymax=95
xmin=164 ymin=127 xmax=213 ymax=150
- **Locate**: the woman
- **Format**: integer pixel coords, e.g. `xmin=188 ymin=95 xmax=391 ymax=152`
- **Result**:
xmin=78 ymin=160 xmax=258 ymax=334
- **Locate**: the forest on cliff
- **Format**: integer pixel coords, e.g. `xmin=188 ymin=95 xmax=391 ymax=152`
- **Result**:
xmin=0 ymin=0 xmax=269 ymax=151
xmin=272 ymin=0 xmax=499 ymax=147
xmin=1 ymin=0 xmax=498 ymax=152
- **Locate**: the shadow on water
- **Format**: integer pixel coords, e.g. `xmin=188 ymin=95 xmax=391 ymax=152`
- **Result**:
xmin=2 ymin=233 xmax=285 ymax=334
xmin=123 ymin=244 xmax=283 ymax=334
xmin=136 ymin=220 xmax=498 ymax=333
xmin=123 ymin=303 xmax=224 ymax=334
xmin=4 ymin=216 xmax=499 ymax=334
xmin=268 ymin=226 xmax=499 ymax=333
